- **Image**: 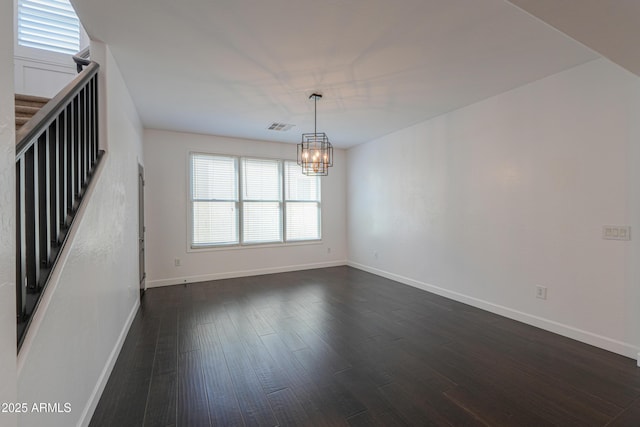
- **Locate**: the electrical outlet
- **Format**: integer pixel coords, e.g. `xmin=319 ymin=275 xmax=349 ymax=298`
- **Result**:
xmin=603 ymin=225 xmax=631 ymax=241
xmin=536 ymin=285 xmax=547 ymax=300
xmin=174 ymin=258 xmax=181 ymax=267
xmin=374 ymin=251 xmax=379 ymax=259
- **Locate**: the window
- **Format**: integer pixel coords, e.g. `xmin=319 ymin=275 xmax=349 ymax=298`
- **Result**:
xmin=242 ymin=158 xmax=282 ymax=244
xmin=190 ymin=154 xmax=321 ymax=248
xmin=191 ymin=154 xmax=238 ymax=246
xmin=285 ymin=161 xmax=321 ymax=241
xmin=18 ymin=0 xmax=81 ymax=54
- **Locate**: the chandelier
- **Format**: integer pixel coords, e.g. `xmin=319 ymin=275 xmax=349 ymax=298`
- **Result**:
xmin=297 ymin=93 xmax=333 ymax=176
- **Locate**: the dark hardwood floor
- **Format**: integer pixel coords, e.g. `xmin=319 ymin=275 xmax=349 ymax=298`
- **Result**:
xmin=90 ymin=266 xmax=640 ymax=426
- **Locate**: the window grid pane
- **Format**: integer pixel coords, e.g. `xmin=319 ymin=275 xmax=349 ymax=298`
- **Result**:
xmin=285 ymin=161 xmax=320 ymax=201
xmin=286 ymin=202 xmax=320 ymax=241
xmin=192 ymin=201 xmax=238 ymax=246
xmin=242 ymin=202 xmax=282 ymax=244
xmin=242 ymin=158 xmax=281 ymax=201
xmin=192 ymin=154 xmax=237 ymax=201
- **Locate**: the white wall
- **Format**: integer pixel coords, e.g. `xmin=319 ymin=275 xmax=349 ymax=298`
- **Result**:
xmin=17 ymin=42 xmax=144 ymax=427
xmin=144 ymin=129 xmax=347 ymax=287
xmin=0 ymin=0 xmax=17 ymax=425
xmin=14 ymin=54 xmax=77 ymax=98
xmin=348 ymin=58 xmax=640 ymax=359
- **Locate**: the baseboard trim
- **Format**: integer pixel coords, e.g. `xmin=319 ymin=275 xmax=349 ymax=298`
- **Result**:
xmin=348 ymin=261 xmax=640 ymax=361
xmin=78 ymin=298 xmax=140 ymax=427
xmin=146 ymin=260 xmax=349 ymax=288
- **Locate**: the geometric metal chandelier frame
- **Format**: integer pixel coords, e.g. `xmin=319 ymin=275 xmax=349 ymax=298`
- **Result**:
xmin=297 ymin=93 xmax=333 ymax=176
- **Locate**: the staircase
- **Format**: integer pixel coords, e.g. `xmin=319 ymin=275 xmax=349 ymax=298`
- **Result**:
xmin=15 ymin=94 xmax=50 ymax=131
xmin=15 ymin=59 xmax=102 ymax=349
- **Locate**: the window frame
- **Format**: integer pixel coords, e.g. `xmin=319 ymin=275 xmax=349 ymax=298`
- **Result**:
xmin=188 ymin=152 xmax=322 ymax=250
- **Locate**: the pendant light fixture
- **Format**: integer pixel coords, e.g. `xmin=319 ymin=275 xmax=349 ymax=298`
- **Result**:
xmin=297 ymin=93 xmax=333 ymax=176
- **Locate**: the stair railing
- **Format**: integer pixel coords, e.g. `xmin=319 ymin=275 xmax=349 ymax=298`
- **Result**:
xmin=16 ymin=52 xmax=103 ymax=350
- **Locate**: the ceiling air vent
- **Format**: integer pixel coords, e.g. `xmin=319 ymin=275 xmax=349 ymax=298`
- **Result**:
xmin=267 ymin=122 xmax=295 ymax=131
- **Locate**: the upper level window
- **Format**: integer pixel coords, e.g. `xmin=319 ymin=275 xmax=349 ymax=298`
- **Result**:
xmin=18 ymin=0 xmax=81 ymax=55
xmin=190 ymin=153 xmax=321 ymax=248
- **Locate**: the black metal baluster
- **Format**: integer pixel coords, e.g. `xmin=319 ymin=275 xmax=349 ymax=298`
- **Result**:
xmin=38 ymin=132 xmax=50 ymax=276
xmin=16 ymin=157 xmax=26 ymax=321
xmin=93 ymin=76 xmax=99 ymax=163
xmin=87 ymin=82 xmax=93 ymax=169
xmin=85 ymin=86 xmax=90 ymax=180
xmin=48 ymin=120 xmax=58 ymax=259
xmin=57 ymin=112 xmax=65 ymax=243
xmin=77 ymin=93 xmax=83 ymax=198
xmin=68 ymin=101 xmax=75 ymax=217
xmin=62 ymin=106 xmax=69 ymax=231
xmin=90 ymin=76 xmax=96 ymax=165
xmin=74 ymin=95 xmax=81 ymax=205
xmin=25 ymin=143 xmax=39 ymax=292
xmin=80 ymin=88 xmax=87 ymax=187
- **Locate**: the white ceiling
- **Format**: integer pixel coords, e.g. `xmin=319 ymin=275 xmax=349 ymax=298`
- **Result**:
xmin=71 ymin=0 xmax=600 ymax=148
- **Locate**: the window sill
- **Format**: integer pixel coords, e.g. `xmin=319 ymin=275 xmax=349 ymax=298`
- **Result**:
xmin=187 ymin=239 xmax=323 ymax=253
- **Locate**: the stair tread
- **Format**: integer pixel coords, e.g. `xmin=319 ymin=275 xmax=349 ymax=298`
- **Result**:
xmin=15 ymin=94 xmax=50 ymax=132
xmin=15 ymin=101 xmax=48 ymax=108
xmin=15 ymin=106 xmax=40 ymax=116
xmin=15 ymin=94 xmax=50 ymax=103
xmin=15 ymin=94 xmax=50 ymax=110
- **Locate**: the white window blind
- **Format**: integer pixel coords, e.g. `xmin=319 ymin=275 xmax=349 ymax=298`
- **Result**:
xmin=191 ymin=154 xmax=238 ymax=246
xmin=242 ymin=158 xmax=282 ymax=244
xmin=285 ymin=161 xmax=321 ymax=241
xmin=18 ymin=0 xmax=81 ymax=55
